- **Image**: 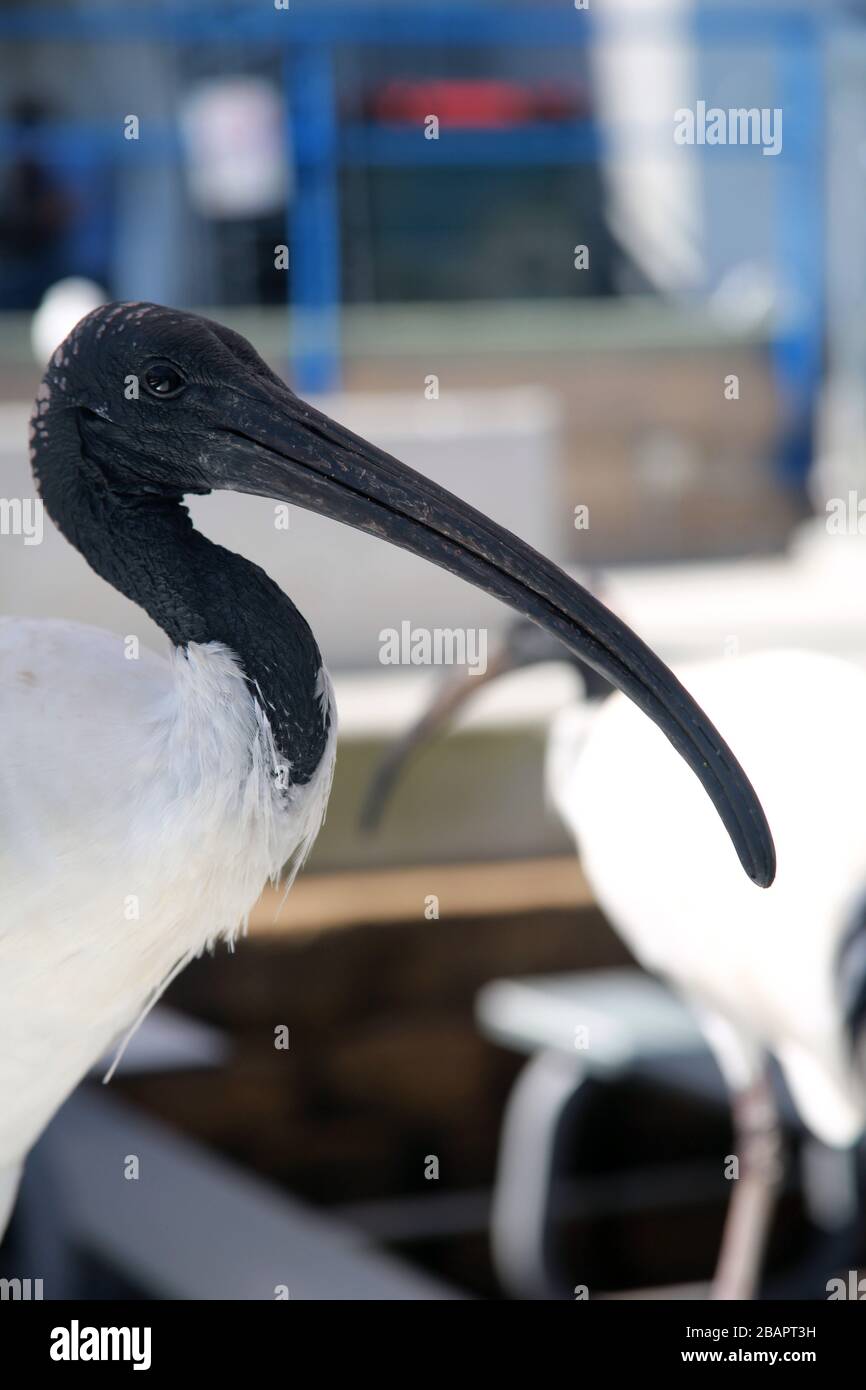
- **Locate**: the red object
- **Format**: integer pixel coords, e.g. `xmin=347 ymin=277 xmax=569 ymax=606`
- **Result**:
xmin=369 ymin=80 xmax=587 ymax=129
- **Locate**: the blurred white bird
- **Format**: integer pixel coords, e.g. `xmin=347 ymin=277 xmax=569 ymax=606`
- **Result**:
xmin=364 ymin=633 xmax=866 ymax=1298
xmin=30 ymin=277 xmax=107 ymax=366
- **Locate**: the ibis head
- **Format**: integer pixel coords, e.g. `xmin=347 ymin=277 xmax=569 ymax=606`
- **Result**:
xmin=31 ymin=302 xmax=775 ymax=887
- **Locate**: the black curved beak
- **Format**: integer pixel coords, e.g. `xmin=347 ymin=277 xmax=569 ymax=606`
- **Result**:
xmin=214 ymin=384 xmax=776 ymax=888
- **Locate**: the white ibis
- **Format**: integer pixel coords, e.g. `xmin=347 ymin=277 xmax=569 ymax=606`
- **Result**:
xmin=0 ymin=303 xmax=774 ymax=1241
xmin=363 ymin=625 xmax=866 ymax=1298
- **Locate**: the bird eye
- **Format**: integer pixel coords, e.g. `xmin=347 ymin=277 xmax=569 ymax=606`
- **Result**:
xmin=143 ymin=362 xmax=186 ymax=399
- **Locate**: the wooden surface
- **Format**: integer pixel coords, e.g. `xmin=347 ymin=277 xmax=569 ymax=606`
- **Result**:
xmin=247 ymin=855 xmax=593 ymax=936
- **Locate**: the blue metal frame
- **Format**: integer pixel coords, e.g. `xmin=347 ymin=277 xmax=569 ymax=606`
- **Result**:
xmin=287 ymin=45 xmax=342 ymax=394
xmin=771 ymin=22 xmax=826 ymax=487
xmin=0 ymin=4 xmax=829 ymax=469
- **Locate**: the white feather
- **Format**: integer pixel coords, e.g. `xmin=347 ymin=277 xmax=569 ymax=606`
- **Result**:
xmin=548 ymin=649 xmax=866 ymax=1147
xmin=0 ymin=617 xmax=336 ymax=1204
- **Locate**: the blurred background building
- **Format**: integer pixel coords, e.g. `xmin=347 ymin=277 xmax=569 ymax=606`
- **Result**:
xmin=2 ymin=0 xmax=866 ymax=1301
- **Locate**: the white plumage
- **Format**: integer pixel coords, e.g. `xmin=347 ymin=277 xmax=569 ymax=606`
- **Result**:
xmin=0 ymin=617 xmax=335 ymax=1203
xmin=549 ymin=648 xmax=866 ymax=1146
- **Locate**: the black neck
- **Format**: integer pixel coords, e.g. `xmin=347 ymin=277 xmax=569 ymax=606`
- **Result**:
xmin=34 ymin=406 xmax=330 ymax=785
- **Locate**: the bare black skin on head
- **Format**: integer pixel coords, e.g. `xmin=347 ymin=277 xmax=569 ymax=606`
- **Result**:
xmin=31 ymin=303 xmax=329 ymax=782
xmin=28 ymin=302 xmax=775 ymax=885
